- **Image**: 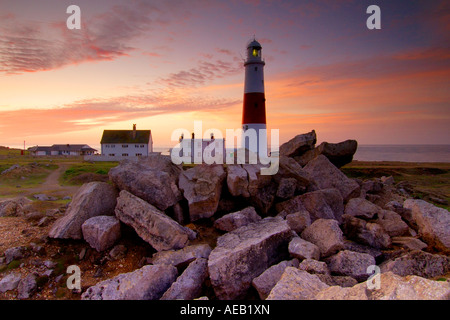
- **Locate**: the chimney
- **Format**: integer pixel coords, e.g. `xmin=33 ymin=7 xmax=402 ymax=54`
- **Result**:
xmin=191 ymin=132 xmax=195 ymax=139
xmin=132 ymin=124 xmax=136 ymax=139
xmin=179 ymin=133 xmax=184 ymax=142
xmin=211 ymin=132 xmax=214 ymax=140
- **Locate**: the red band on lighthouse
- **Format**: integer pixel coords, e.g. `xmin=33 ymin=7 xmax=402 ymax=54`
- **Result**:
xmin=242 ymin=92 xmax=266 ymax=124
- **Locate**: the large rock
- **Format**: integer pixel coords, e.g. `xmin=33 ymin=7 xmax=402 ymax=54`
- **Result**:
xmin=376 ymin=210 xmax=409 ymax=237
xmin=285 ymin=211 xmax=311 ymax=234
xmin=296 ymin=140 xmax=358 ymax=168
xmin=151 ymin=244 xmax=212 ymax=268
xmin=275 ymin=156 xmax=311 ymax=189
xmin=0 ymin=197 xmax=31 ymax=217
xmin=251 ymin=259 xmax=299 ymax=300
xmin=325 ymin=250 xmax=375 ymax=282
xmin=300 ymin=189 xmax=344 ymax=223
xmin=403 ymin=199 xmax=450 ymax=253
xmin=288 ymin=237 xmax=320 ymax=260
xmin=342 ymin=214 xmax=391 ymax=249
xmin=81 ymin=264 xmax=178 ymax=300
xmin=316 ymin=272 xmax=450 ymax=300
xmin=161 ymin=258 xmax=209 ymax=300
xmin=303 ymin=155 xmax=360 ymax=202
xmin=266 ymin=267 xmax=329 ymax=300
xmin=115 ymin=190 xmax=192 ymax=251
xmin=243 ymin=164 xmax=276 ymax=215
xmin=109 ymin=155 xmax=182 ymax=211
xmin=208 ymin=217 xmax=293 ymax=300
xmin=345 ymin=197 xmax=381 ymax=219
xmin=276 ymin=188 xmax=343 ymax=223
xmin=276 ymin=178 xmax=297 ymax=199
xmin=300 ymin=219 xmax=344 ymax=257
xmin=0 ymin=273 xmax=22 ymax=293
xmin=49 ymin=182 xmax=118 ymax=239
xmin=279 ymin=130 xmax=316 ymax=158
xmin=179 ymin=164 xmax=226 ymax=221
xmin=213 ymin=207 xmax=261 ymax=232
xmin=226 ymin=164 xmax=250 ymax=197
xmin=17 ymin=274 xmax=37 ymax=299
xmin=81 ymin=215 xmax=121 ymax=252
xmin=380 ymin=250 xmax=450 ymax=278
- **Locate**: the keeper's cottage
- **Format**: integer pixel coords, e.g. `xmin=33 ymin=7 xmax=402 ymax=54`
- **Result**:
xmin=100 ymin=124 xmax=153 ymax=158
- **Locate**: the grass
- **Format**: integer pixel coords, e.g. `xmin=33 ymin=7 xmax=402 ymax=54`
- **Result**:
xmin=342 ymin=161 xmax=450 ymax=210
xmin=60 ymin=162 xmax=118 ymax=185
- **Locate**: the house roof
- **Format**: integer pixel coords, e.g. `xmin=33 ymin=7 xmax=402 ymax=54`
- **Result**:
xmin=29 ymin=146 xmax=52 ymax=152
xmin=100 ymin=130 xmax=151 ymax=144
xmin=51 ymin=144 xmax=97 ymax=152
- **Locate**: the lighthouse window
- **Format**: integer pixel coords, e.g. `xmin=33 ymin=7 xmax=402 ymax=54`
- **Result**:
xmin=252 ymin=48 xmax=258 ymax=57
xmin=254 ymin=102 xmax=258 ymax=108
xmin=255 ymin=67 xmax=258 ymax=71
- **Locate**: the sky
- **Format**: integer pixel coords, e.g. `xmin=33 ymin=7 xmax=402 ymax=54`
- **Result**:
xmin=0 ymin=0 xmax=449 ymax=150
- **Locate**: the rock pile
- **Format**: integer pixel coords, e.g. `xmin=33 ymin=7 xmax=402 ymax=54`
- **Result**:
xmin=2 ymin=131 xmax=449 ymax=300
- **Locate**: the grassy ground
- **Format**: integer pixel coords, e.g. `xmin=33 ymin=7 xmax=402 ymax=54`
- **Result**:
xmin=59 ymin=162 xmax=118 ymax=185
xmin=342 ymin=161 xmax=450 ymax=210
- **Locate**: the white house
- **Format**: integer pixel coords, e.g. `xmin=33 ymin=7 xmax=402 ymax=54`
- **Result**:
xmin=100 ymin=124 xmax=153 ymax=158
xmin=29 ymin=144 xmax=96 ymax=156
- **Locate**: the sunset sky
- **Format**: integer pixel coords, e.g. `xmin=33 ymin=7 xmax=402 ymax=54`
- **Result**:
xmin=0 ymin=0 xmax=449 ymax=150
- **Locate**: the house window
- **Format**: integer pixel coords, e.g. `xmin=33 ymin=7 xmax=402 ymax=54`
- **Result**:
xmin=109 ymin=153 xmax=115 ymax=156
xmin=140 ymin=145 xmax=145 ymax=148
xmin=122 ymin=145 xmax=128 ymax=148
xmin=136 ymin=153 xmax=142 ymax=157
xmin=122 ymin=153 xmax=128 ymax=157
xmin=135 ymin=145 xmax=139 ymax=148
xmin=105 ymin=145 xmax=110 ymax=148
xmin=111 ymin=145 xmax=115 ymax=148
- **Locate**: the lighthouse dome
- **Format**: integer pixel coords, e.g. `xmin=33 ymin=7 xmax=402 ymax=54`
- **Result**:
xmin=247 ymin=39 xmax=262 ymax=49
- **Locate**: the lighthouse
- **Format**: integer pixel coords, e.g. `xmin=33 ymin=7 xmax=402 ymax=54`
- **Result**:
xmin=242 ymin=38 xmax=267 ymax=159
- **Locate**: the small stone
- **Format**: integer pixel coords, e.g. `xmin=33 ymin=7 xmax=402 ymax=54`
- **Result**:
xmin=288 ymin=237 xmax=320 ymax=260
xmin=0 ymin=273 xmax=22 ymax=293
xmin=17 ymin=274 xmax=37 ymax=299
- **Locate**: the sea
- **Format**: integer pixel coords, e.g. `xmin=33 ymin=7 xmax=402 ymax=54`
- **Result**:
xmin=155 ymin=145 xmax=450 ymax=163
xmin=7 ymin=144 xmax=449 ymax=163
xmin=352 ymin=145 xmax=450 ymax=163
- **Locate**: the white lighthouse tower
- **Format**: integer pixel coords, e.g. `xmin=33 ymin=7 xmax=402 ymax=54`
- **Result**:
xmin=242 ymin=38 xmax=267 ymax=159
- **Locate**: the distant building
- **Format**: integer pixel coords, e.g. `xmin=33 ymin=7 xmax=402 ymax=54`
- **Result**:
xmin=29 ymin=144 xmax=97 ymax=156
xmin=100 ymin=124 xmax=153 ymax=158
xmin=171 ymin=132 xmax=226 ymax=164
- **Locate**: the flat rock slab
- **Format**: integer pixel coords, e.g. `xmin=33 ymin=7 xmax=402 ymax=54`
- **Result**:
xmin=213 ymin=206 xmax=261 ymax=232
xmin=81 ymin=264 xmax=178 ymax=300
xmin=208 ymin=217 xmax=293 ymax=300
xmin=115 ymin=190 xmax=192 ymax=251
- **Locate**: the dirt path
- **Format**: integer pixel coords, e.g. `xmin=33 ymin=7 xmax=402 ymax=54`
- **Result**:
xmin=26 ymin=163 xmax=80 ymax=198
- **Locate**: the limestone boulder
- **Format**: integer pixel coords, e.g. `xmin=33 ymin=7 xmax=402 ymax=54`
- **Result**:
xmin=285 ymin=211 xmax=311 ymax=234
xmin=279 ymin=130 xmax=316 ymax=158
xmin=213 ymin=206 xmax=261 ymax=232
xmin=288 ymin=237 xmax=320 ymax=260
xmin=380 ymin=250 xmax=450 ymax=278
xmin=109 ymin=156 xmax=182 ymax=211
xmin=251 ymin=259 xmax=299 ymax=300
xmin=316 ymin=272 xmax=450 ymax=300
xmin=342 ymin=214 xmax=391 ymax=249
xmin=376 ymin=210 xmax=409 ymax=237
xmin=0 ymin=197 xmax=32 ymax=217
xmin=403 ymin=199 xmax=450 ymax=253
xmin=226 ymin=164 xmax=250 ymax=197
xmin=161 ymin=258 xmax=209 ymax=300
xmin=303 ymin=155 xmax=360 ymax=202
xmin=81 ymin=215 xmax=121 ymax=252
xmin=151 ymin=244 xmax=212 ymax=268
xmin=301 ymin=219 xmax=344 ymax=257
xmin=179 ymin=164 xmax=226 ymax=221
xmin=325 ymin=250 xmax=375 ymax=282
xmin=49 ymin=182 xmax=118 ymax=239
xmin=266 ymin=267 xmax=329 ymax=300
xmin=344 ymin=197 xmax=381 ymax=219
xmin=296 ymin=140 xmax=357 ymax=168
xmin=208 ymin=217 xmax=293 ymax=300
xmin=115 ymin=190 xmax=192 ymax=251
xmin=81 ymin=264 xmax=178 ymax=300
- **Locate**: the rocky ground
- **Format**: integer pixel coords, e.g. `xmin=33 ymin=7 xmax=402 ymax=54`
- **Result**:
xmin=0 ymin=130 xmax=449 ymax=300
